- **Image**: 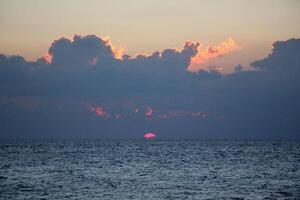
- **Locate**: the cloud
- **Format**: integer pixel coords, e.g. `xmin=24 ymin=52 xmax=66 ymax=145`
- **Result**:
xmin=0 ymin=35 xmax=299 ymax=139
xmin=145 ymin=106 xmax=153 ymax=117
xmin=0 ymin=54 xmax=30 ymax=79
xmin=0 ymin=35 xmax=229 ymax=94
xmin=251 ymin=38 xmax=300 ymax=71
xmin=89 ymin=105 xmax=109 ymax=118
xmin=48 ymin=35 xmax=117 ymax=68
xmin=234 ymin=64 xmax=243 ymax=73
xmin=42 ymin=52 xmax=52 ymax=64
xmin=188 ymin=38 xmax=237 ymax=72
xmin=103 ymin=36 xmax=126 ymax=60
xmin=195 ymin=69 xmax=223 ymax=79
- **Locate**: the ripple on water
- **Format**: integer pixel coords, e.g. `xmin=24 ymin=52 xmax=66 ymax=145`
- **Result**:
xmin=0 ymin=140 xmax=299 ymax=199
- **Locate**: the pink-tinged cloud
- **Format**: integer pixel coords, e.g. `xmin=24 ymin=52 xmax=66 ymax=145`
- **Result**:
xmin=188 ymin=38 xmax=237 ymax=72
xmin=90 ymin=106 xmax=108 ymax=118
xmin=145 ymin=106 xmax=153 ymax=117
xmin=43 ymin=52 xmax=53 ymax=64
xmin=144 ymin=132 xmax=156 ymax=139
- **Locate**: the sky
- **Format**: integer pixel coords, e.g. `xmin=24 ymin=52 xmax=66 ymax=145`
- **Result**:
xmin=1 ymin=0 xmax=300 ymax=72
xmin=0 ymin=1 xmax=300 ymax=139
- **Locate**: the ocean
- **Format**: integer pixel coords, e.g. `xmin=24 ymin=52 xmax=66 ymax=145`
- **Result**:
xmin=0 ymin=140 xmax=299 ymax=199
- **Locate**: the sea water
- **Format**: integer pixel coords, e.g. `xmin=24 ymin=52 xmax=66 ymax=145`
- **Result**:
xmin=0 ymin=140 xmax=299 ymax=199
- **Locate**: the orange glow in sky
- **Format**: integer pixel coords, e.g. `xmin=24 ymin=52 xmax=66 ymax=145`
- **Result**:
xmin=188 ymin=38 xmax=237 ymax=72
xmin=43 ymin=52 xmax=53 ymax=64
xmin=103 ymin=36 xmax=126 ymax=60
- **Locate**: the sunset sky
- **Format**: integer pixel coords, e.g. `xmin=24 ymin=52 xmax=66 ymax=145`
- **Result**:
xmin=1 ymin=0 xmax=300 ymax=72
xmin=1 ymin=3 xmax=300 ymax=200
xmin=0 ymin=1 xmax=300 ymax=139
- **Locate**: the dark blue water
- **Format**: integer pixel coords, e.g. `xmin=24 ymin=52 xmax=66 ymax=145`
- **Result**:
xmin=0 ymin=140 xmax=299 ymax=199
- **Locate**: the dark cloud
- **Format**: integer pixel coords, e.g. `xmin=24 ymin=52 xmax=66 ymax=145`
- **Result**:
xmin=49 ymin=35 xmax=116 ymax=67
xmin=234 ymin=64 xmax=243 ymax=73
xmin=194 ymin=69 xmax=223 ymax=80
xmin=0 ymin=54 xmax=31 ymax=83
xmin=0 ymin=36 xmax=299 ymax=139
xmin=251 ymin=38 xmax=300 ymax=71
xmin=0 ymin=35 xmax=202 ymax=97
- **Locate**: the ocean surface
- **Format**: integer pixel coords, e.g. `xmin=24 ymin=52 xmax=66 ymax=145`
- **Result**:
xmin=0 ymin=140 xmax=299 ymax=199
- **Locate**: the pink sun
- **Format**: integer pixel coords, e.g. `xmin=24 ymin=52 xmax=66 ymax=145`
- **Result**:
xmin=144 ymin=132 xmax=156 ymax=139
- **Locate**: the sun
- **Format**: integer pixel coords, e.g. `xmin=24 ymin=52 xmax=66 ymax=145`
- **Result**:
xmin=144 ymin=132 xmax=156 ymax=139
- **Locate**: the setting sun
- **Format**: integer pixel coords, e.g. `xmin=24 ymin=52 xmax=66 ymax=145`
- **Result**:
xmin=144 ymin=132 xmax=156 ymax=139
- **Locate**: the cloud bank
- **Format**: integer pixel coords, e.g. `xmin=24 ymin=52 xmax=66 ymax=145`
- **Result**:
xmin=0 ymin=35 xmax=299 ymax=139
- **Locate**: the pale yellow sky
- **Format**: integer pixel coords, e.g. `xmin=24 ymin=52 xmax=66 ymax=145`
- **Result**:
xmin=0 ymin=0 xmax=299 ymax=72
